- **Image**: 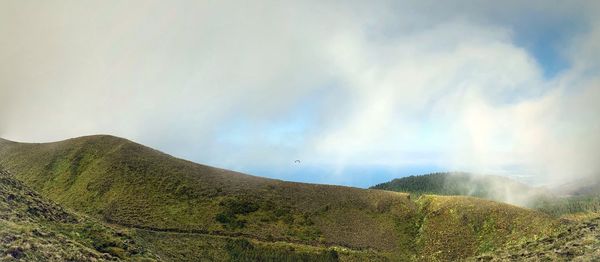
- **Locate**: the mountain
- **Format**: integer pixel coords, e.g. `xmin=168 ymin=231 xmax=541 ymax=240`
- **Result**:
xmin=0 ymin=168 xmax=156 ymax=261
xmin=0 ymin=135 xmax=559 ymax=260
xmin=371 ymin=172 xmax=545 ymax=206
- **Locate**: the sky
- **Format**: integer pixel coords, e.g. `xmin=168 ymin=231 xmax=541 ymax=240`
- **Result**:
xmin=1 ymin=1 xmax=600 ymax=188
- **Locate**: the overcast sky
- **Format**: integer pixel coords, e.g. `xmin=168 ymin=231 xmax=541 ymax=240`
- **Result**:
xmin=1 ymin=1 xmax=599 ymax=187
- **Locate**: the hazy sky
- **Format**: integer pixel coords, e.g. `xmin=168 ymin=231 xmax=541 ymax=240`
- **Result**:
xmin=1 ymin=1 xmax=599 ymax=187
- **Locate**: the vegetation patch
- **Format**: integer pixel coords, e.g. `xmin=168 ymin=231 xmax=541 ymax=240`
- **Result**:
xmin=135 ymin=229 xmax=386 ymax=261
xmin=216 ymin=197 xmax=260 ymax=229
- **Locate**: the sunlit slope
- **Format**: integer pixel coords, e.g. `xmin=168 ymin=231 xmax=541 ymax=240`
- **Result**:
xmin=415 ymin=195 xmax=557 ymax=261
xmin=0 ymin=167 xmax=369 ymax=261
xmin=0 ymin=136 xmax=418 ymax=257
xmin=472 ymin=213 xmax=600 ymax=261
xmin=0 ymin=135 xmax=558 ymax=260
xmin=0 ymin=169 xmax=156 ymax=261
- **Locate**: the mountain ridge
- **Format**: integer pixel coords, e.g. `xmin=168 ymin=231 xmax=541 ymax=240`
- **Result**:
xmin=0 ymin=134 xmax=560 ymax=260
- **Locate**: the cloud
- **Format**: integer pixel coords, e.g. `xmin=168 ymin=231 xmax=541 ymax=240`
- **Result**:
xmin=1 ymin=1 xmax=599 ymax=186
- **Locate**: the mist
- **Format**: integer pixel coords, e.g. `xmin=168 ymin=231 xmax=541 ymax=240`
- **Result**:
xmin=1 ymin=0 xmax=599 ymax=188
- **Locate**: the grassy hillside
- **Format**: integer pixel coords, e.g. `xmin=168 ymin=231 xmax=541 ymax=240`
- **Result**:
xmin=0 ymin=168 xmax=156 ymax=261
xmin=473 ymin=213 xmax=600 ymax=261
xmin=1 ymin=168 xmax=362 ymax=261
xmin=0 ymin=135 xmax=560 ymax=260
xmin=134 ymin=230 xmax=385 ymax=261
xmin=371 ymin=172 xmax=542 ymax=206
xmin=415 ymin=195 xmax=557 ymax=261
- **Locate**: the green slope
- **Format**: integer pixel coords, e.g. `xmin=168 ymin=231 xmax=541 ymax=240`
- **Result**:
xmin=415 ymin=195 xmax=557 ymax=261
xmin=0 ymin=135 xmax=559 ymax=260
xmin=473 ymin=213 xmax=600 ymax=261
xmin=0 ymin=168 xmax=156 ymax=261
xmin=1 ymin=168 xmax=365 ymax=262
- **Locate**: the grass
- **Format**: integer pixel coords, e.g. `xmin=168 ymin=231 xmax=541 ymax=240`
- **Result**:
xmin=414 ymin=195 xmax=558 ymax=261
xmin=0 ymin=169 xmax=156 ymax=261
xmin=0 ymin=135 xmax=563 ymax=260
xmin=135 ymin=230 xmax=386 ymax=262
xmin=472 ymin=213 xmax=600 ymax=261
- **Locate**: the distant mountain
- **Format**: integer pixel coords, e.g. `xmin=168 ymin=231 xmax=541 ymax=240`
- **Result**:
xmin=371 ymin=172 xmax=544 ymax=206
xmin=0 ymin=135 xmax=562 ymax=260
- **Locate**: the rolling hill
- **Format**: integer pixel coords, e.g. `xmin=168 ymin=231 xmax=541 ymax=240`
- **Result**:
xmin=0 ymin=135 xmax=561 ymax=260
xmin=371 ymin=172 xmax=545 ymax=206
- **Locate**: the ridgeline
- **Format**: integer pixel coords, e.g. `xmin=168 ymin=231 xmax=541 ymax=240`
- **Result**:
xmin=0 ymin=135 xmax=570 ymax=260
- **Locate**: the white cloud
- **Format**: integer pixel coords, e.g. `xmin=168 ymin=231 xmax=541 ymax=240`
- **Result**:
xmin=1 ymin=1 xmax=599 ymax=186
